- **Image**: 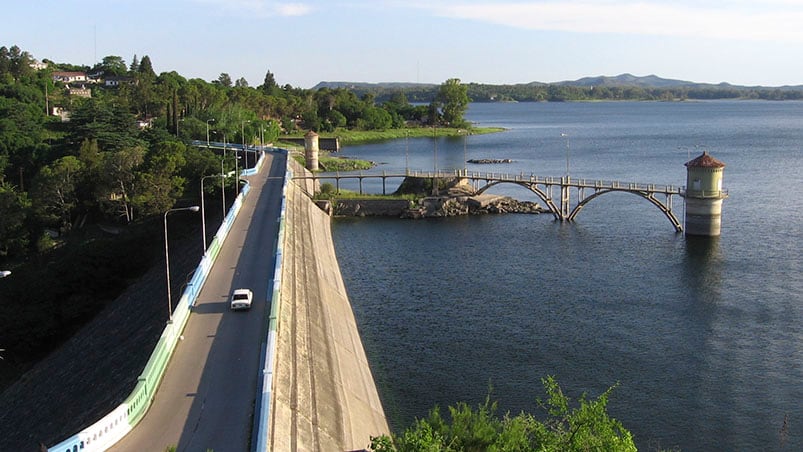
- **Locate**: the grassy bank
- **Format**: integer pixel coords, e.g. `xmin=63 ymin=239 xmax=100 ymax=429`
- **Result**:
xmin=291 ymin=152 xmax=375 ymax=172
xmin=282 ymin=126 xmax=505 ymax=146
xmin=284 ymin=126 xmax=505 ymax=172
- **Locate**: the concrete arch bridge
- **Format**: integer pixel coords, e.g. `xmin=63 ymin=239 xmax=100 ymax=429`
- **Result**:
xmin=295 ymin=169 xmax=685 ymax=232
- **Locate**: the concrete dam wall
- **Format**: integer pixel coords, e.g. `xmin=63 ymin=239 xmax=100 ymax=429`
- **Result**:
xmin=269 ymin=161 xmax=389 ymax=451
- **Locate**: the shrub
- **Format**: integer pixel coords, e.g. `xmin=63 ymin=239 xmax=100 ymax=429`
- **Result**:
xmin=370 ymin=376 xmax=636 ymax=452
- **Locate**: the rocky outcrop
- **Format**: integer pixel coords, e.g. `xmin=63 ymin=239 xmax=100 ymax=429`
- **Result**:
xmin=318 ymin=176 xmax=545 ymax=219
xmin=402 ymin=195 xmax=544 ymax=218
xmin=329 ymin=199 xmax=411 ymax=217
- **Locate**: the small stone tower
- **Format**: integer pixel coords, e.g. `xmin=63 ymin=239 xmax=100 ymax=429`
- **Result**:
xmin=682 ymin=151 xmax=728 ymax=236
xmin=304 ymin=130 xmax=319 ymax=171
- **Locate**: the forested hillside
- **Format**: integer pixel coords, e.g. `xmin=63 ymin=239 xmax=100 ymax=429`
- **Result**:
xmin=318 ymin=74 xmax=803 ymax=102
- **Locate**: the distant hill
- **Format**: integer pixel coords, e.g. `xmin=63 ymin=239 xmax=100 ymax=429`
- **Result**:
xmin=315 ymin=74 xmax=803 ymax=91
xmin=312 ymin=74 xmax=803 ymax=102
xmin=556 ymin=73 xmax=699 ymax=88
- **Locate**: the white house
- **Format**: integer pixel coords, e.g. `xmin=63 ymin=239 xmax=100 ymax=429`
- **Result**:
xmin=52 ymin=71 xmax=87 ymax=83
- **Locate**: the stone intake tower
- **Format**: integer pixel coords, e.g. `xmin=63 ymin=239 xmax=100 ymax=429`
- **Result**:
xmin=304 ymin=130 xmax=319 ymax=171
xmin=682 ymin=151 xmax=727 ymax=236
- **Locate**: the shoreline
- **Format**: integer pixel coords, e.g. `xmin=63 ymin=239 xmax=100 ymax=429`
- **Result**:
xmin=319 ymin=194 xmax=545 ymax=218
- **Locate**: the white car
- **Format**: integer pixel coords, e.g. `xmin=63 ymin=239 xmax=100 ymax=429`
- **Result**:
xmin=230 ymin=288 xmax=254 ymax=310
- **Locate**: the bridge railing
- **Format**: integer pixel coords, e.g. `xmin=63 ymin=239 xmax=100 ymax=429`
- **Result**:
xmin=47 ymin=150 xmax=274 ymax=452
xmin=307 ymin=169 xmax=683 ymax=195
xmin=680 ymin=188 xmax=729 ymax=198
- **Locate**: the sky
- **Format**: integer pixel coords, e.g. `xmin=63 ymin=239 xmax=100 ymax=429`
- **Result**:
xmin=5 ymin=0 xmax=803 ymax=88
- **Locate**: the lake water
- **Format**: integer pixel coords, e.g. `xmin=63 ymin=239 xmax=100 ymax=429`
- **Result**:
xmin=330 ymin=101 xmax=803 ymax=451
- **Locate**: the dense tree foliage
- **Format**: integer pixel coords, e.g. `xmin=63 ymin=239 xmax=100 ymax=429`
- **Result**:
xmin=327 ymin=80 xmax=803 ymax=104
xmin=370 ymin=377 xmax=636 ymax=452
xmin=436 ymin=78 xmax=470 ymax=127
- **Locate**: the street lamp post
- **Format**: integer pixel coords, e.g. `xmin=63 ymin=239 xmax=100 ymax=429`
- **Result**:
xmin=462 ymin=129 xmax=468 ymax=175
xmin=561 ymin=133 xmax=570 ymax=178
xmin=164 ymin=206 xmax=200 ymax=323
xmin=206 ymin=119 xmax=215 ymax=148
xmin=432 ymin=125 xmax=439 ymax=195
xmin=218 ymin=132 xmax=228 ymax=217
xmin=200 ymin=174 xmax=223 ymax=252
xmin=405 ymin=129 xmax=409 ymax=174
xmin=235 ymin=154 xmax=242 ymax=195
xmin=241 ymin=120 xmax=251 ymax=169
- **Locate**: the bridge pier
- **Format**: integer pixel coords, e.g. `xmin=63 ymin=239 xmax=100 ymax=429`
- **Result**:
xmin=560 ymin=177 xmax=571 ymax=220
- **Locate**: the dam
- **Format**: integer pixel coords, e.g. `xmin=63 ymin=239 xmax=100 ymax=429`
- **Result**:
xmin=268 ymin=160 xmax=389 ymax=450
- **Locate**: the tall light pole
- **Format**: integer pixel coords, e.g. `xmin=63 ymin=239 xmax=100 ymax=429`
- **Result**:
xmin=462 ymin=129 xmax=468 ymax=175
xmin=213 ymin=131 xmax=228 ymax=217
xmin=234 ymin=153 xmax=241 ymax=195
xmin=206 ymin=119 xmax=215 ymax=148
xmin=405 ymin=129 xmax=409 ymax=174
xmin=200 ymin=174 xmax=223 ymax=252
xmin=164 ymin=206 xmax=200 ymax=323
xmin=241 ymin=120 xmax=251 ymax=169
xmin=561 ymin=133 xmax=570 ymax=178
xmin=432 ymin=125 xmax=439 ymax=195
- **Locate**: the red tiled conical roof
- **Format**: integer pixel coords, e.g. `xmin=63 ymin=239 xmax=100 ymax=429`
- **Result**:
xmin=685 ymin=151 xmax=725 ymax=168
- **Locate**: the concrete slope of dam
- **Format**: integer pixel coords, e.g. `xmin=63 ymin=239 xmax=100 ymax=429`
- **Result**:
xmin=270 ymin=161 xmax=389 ymax=451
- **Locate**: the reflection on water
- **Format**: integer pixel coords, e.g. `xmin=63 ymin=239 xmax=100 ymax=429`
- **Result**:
xmin=684 ymin=236 xmax=724 ymax=304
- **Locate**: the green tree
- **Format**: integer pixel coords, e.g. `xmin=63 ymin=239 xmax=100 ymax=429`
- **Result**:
xmin=97 ymin=146 xmax=145 ymax=223
xmin=362 ymin=106 xmax=393 ymax=130
xmin=1 ymin=45 xmax=34 ymax=81
xmin=370 ymin=377 xmax=636 ymax=452
xmin=216 ymin=72 xmax=232 ymax=88
xmin=132 ymin=141 xmax=186 ymax=216
xmin=138 ymin=55 xmax=156 ymax=79
xmin=0 ymin=180 xmax=31 ymax=258
xmin=69 ymin=96 xmax=145 ymax=152
xmin=31 ymin=156 xmax=83 ymax=233
xmin=261 ymin=69 xmax=278 ymax=95
xmin=129 ymin=54 xmax=139 ymax=73
xmin=93 ymin=55 xmax=127 ymax=77
xmin=436 ymin=78 xmax=470 ymax=127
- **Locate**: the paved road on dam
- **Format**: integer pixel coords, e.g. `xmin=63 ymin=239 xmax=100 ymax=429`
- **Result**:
xmin=110 ymin=152 xmax=287 ymax=452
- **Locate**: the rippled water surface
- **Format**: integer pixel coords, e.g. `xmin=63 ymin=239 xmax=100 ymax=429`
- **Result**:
xmin=331 ymin=101 xmax=803 ymax=451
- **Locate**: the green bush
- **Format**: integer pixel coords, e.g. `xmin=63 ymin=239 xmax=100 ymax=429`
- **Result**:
xmin=370 ymin=376 xmax=636 ymax=452
xmin=320 ymin=182 xmax=336 ymax=194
